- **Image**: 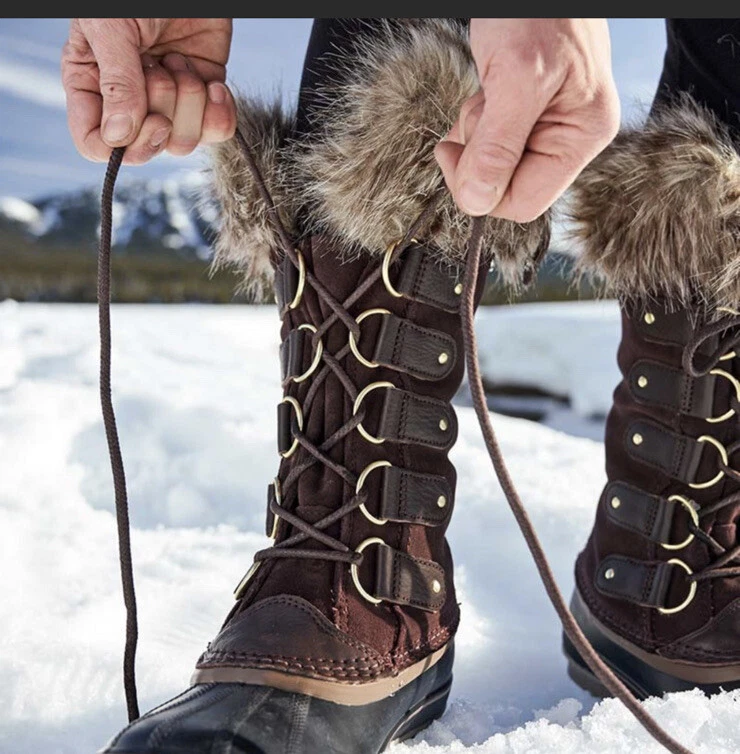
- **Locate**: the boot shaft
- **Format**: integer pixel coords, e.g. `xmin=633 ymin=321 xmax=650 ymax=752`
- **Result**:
xmin=571 ymin=97 xmax=740 ymax=657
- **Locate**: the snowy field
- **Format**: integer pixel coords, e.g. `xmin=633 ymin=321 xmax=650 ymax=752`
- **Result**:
xmin=1 ymin=300 xmax=738 ymax=754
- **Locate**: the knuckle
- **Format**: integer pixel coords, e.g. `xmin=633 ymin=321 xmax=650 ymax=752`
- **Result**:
xmin=147 ymin=71 xmax=177 ymax=97
xmin=173 ymin=71 xmax=205 ymax=96
xmin=98 ymin=75 xmax=141 ymax=104
xmin=474 ymin=140 xmax=521 ymax=176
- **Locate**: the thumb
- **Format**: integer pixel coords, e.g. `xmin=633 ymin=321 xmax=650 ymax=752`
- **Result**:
xmin=454 ymin=93 xmax=539 ymax=216
xmin=87 ymin=21 xmax=147 ymax=147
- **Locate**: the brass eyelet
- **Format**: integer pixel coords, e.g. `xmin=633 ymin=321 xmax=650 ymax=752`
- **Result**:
xmin=356 ymin=460 xmax=392 ymax=525
xmin=348 ymin=309 xmax=391 ymax=369
xmin=351 ymin=537 xmax=386 ymax=605
xmin=288 ymin=250 xmax=306 ymax=310
xmin=279 ymin=396 xmax=304 ymax=459
xmin=689 ymin=435 xmax=728 ymax=489
xmin=234 ymin=561 xmax=261 ymax=600
xmin=268 ymin=477 xmax=282 ymax=539
xmin=657 ymin=558 xmax=697 ymax=615
xmin=706 ymin=368 xmax=740 ymax=423
xmin=353 ymin=381 xmax=394 ymax=444
xmin=661 ymin=495 xmax=698 ymax=551
xmin=292 ymin=324 xmax=323 ymax=384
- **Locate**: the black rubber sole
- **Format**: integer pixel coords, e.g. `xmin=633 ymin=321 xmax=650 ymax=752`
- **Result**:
xmin=382 ymin=678 xmax=451 ymax=750
xmin=108 ymin=682 xmax=450 ymax=754
xmin=564 ymin=589 xmax=740 ymax=700
xmin=102 ymin=645 xmax=454 ymax=754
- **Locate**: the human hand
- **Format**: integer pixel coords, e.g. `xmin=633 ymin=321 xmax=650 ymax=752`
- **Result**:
xmin=435 ymin=18 xmax=620 ymax=222
xmin=62 ymin=18 xmax=236 ymax=165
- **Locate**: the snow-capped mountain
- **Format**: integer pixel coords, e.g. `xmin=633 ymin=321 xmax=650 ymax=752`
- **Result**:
xmin=0 ymin=171 xmax=215 ymax=259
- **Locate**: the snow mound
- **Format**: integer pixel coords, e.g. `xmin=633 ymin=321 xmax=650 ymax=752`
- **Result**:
xmin=0 ymin=302 xmax=737 ymax=754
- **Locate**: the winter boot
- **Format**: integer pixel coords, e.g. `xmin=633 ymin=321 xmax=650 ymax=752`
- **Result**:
xmin=564 ymin=97 xmax=740 ymax=699
xmin=101 ymin=20 xmax=548 ymax=754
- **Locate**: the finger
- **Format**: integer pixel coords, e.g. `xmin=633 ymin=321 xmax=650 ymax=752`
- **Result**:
xmin=65 ymin=83 xmax=109 ymax=162
xmin=161 ymin=53 xmax=206 ymax=156
xmin=453 ymin=82 xmax=542 ymax=216
xmin=121 ymin=112 xmax=172 ymax=166
xmin=201 ymin=81 xmax=237 ymax=144
xmin=434 ymin=139 xmax=464 ymax=195
xmin=491 ymin=119 xmax=615 ymax=222
xmin=85 ymin=20 xmax=148 ymax=147
xmin=143 ymin=54 xmax=176 ymax=121
xmin=457 ymin=90 xmax=485 ymax=146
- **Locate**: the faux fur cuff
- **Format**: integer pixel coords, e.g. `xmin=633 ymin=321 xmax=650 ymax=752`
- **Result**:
xmin=209 ymin=19 xmax=550 ymax=294
xmin=569 ymin=96 xmax=740 ymax=311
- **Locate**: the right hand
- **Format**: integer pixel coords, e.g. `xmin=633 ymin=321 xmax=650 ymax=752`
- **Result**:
xmin=435 ymin=18 xmax=620 ymax=222
xmin=62 ymin=18 xmax=236 ymax=165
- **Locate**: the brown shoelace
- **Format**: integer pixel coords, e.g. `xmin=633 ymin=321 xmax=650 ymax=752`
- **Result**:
xmin=98 ymin=142 xmax=692 ymax=754
xmin=680 ymin=312 xmax=740 ymax=584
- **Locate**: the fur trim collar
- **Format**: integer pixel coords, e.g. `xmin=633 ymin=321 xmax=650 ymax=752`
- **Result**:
xmin=569 ymin=96 xmax=740 ymax=311
xmin=209 ymin=19 xmax=550 ymax=295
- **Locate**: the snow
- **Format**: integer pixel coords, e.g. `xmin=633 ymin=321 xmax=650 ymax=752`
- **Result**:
xmin=0 ymin=195 xmax=40 ymax=225
xmin=0 ymin=301 xmax=737 ymax=754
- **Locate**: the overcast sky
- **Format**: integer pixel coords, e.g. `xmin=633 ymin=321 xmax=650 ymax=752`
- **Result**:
xmin=0 ymin=19 xmax=667 ymax=199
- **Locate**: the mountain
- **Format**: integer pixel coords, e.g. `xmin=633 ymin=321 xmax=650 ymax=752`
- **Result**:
xmin=0 ymin=171 xmax=214 ymax=259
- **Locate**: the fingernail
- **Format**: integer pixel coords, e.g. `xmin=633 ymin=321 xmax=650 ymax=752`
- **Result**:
xmin=459 ymin=181 xmax=498 ymax=216
xmin=166 ymin=53 xmax=189 ymax=72
xmin=208 ymin=82 xmax=227 ymax=105
xmin=151 ymin=126 xmax=171 ymax=149
xmin=103 ymin=114 xmax=134 ymax=144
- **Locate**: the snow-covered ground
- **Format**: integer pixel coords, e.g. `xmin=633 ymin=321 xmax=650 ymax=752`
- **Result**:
xmin=1 ymin=300 xmax=737 ymax=754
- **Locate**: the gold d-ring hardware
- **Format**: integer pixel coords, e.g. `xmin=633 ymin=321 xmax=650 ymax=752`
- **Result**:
xmin=658 ymin=558 xmax=697 ymax=615
xmin=353 ymin=381 xmax=394 ymax=444
xmin=706 ymin=369 xmax=740 ymax=423
xmin=288 ymin=250 xmax=306 ymax=310
xmin=348 ymin=309 xmax=391 ymax=369
xmin=382 ymin=239 xmax=418 ymax=298
xmin=356 ymin=460 xmax=392 ymax=525
xmin=279 ymin=396 xmax=304 ymax=459
xmin=292 ymin=324 xmax=323 ymax=384
xmin=689 ymin=435 xmax=728 ymax=489
xmin=661 ymin=495 xmax=698 ymax=551
xmin=234 ymin=561 xmax=261 ymax=600
xmin=268 ymin=477 xmax=282 ymax=539
xmin=351 ymin=537 xmax=386 ymax=604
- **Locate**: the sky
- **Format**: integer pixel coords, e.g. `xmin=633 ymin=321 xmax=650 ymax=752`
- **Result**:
xmin=0 ymin=19 xmax=667 ymax=199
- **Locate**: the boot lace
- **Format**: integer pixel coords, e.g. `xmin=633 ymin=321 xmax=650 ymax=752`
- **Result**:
xmin=680 ymin=309 xmax=740 ymax=584
xmin=96 ymin=141 xmax=693 ymax=754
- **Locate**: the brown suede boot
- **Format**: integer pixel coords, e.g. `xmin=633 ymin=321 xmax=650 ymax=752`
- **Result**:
xmin=564 ymin=97 xmax=740 ymax=698
xmin=102 ymin=20 xmax=548 ymax=754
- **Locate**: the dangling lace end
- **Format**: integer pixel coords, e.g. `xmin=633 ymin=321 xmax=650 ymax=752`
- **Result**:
xmin=99 ymin=146 xmax=140 ymax=722
xmin=460 ymin=216 xmax=692 ymax=754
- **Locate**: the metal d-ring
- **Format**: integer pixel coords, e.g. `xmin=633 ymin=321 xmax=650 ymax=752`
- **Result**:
xmin=382 ymin=239 xmax=418 ymax=298
xmin=267 ymin=477 xmax=282 ymax=539
xmin=350 ymin=537 xmax=386 ymax=605
xmin=279 ymin=396 xmax=304 ymax=459
xmin=288 ymin=250 xmax=306 ymax=310
xmin=689 ymin=435 xmax=728 ymax=489
xmin=353 ymin=381 xmax=394 ymax=444
xmin=658 ymin=558 xmax=697 ymax=615
xmin=661 ymin=495 xmax=699 ymax=551
xmin=382 ymin=242 xmax=405 ymax=298
xmin=356 ymin=460 xmax=392 ymax=525
xmin=348 ymin=309 xmax=390 ymax=369
xmin=706 ymin=369 xmax=740 ymax=423
xmin=292 ymin=324 xmax=323 ymax=384
xmin=234 ymin=561 xmax=261 ymax=600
